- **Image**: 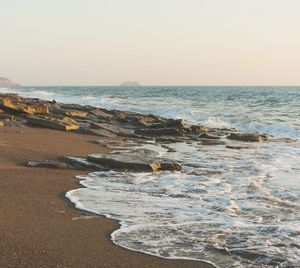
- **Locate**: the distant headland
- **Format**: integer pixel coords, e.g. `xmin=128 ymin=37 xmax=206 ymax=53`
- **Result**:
xmin=0 ymin=77 xmax=19 ymax=87
xmin=120 ymin=81 xmax=141 ymax=87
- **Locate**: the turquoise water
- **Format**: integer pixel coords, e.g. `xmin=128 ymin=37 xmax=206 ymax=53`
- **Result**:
xmin=2 ymin=86 xmax=300 ymax=267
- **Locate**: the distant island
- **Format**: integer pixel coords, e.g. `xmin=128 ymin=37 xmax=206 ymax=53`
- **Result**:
xmin=0 ymin=77 xmax=19 ymax=87
xmin=120 ymin=81 xmax=141 ymax=87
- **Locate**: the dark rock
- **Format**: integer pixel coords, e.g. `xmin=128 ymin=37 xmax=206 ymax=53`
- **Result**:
xmin=199 ymin=140 xmax=226 ymax=145
xmin=227 ymin=133 xmax=267 ymax=142
xmin=226 ymin=145 xmax=254 ymax=150
xmin=147 ymin=119 xmax=190 ymax=131
xmin=189 ymin=169 xmax=222 ymax=176
xmin=27 ymin=160 xmax=70 ymax=169
xmin=62 ymin=157 xmax=109 ymax=170
xmin=135 ymin=127 xmax=185 ymax=136
xmin=199 ymin=133 xmax=221 ymax=139
xmin=87 ymin=154 xmax=161 ymax=172
xmin=60 ymin=103 xmax=91 ymax=111
xmin=160 ymin=162 xmax=182 ymax=171
xmin=87 ymin=153 xmax=182 ymax=172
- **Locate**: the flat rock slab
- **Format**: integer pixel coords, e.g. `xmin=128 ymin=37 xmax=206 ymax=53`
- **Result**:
xmin=87 ymin=153 xmax=182 ymax=172
xmin=62 ymin=157 xmax=109 ymax=170
xmin=27 ymin=116 xmax=80 ymax=131
xmin=226 ymin=144 xmax=254 ymax=150
xmin=87 ymin=154 xmax=161 ymax=172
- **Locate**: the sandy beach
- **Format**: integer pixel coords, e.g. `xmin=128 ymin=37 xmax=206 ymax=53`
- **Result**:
xmin=0 ymin=125 xmax=213 ymax=268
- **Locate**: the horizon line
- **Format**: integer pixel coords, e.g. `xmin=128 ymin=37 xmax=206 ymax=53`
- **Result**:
xmin=19 ymin=84 xmax=300 ymax=87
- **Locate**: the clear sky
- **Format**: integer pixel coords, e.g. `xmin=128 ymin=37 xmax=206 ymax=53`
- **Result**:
xmin=1 ymin=0 xmax=300 ymax=86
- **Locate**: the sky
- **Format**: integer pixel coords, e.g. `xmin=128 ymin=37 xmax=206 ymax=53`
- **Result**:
xmin=0 ymin=0 xmax=300 ymax=86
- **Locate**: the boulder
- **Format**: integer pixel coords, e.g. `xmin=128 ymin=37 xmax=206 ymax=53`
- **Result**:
xmin=227 ymin=133 xmax=267 ymax=142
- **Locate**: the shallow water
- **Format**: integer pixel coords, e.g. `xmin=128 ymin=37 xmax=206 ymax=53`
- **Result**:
xmin=2 ymin=86 xmax=300 ymax=267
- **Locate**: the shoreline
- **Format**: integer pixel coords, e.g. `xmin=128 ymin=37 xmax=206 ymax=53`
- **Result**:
xmin=0 ymin=125 xmax=213 ymax=268
xmin=0 ymin=92 xmax=286 ymax=267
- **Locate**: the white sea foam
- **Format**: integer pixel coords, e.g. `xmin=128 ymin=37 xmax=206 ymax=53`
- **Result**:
xmin=67 ymin=140 xmax=300 ymax=268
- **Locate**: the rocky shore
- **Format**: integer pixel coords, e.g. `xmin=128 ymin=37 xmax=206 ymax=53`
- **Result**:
xmin=0 ymin=93 xmax=269 ymax=174
xmin=1 ymin=92 xmax=295 ymax=268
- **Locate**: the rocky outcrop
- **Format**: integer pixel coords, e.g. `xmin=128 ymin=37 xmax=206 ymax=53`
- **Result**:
xmin=0 ymin=93 xmax=269 ymax=148
xmin=0 ymin=96 xmax=49 ymax=115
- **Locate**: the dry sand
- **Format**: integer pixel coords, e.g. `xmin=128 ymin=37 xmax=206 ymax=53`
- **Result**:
xmin=0 ymin=126 xmax=213 ymax=268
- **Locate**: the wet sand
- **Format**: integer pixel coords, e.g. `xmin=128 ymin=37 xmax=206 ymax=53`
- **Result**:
xmin=0 ymin=126 xmax=213 ymax=268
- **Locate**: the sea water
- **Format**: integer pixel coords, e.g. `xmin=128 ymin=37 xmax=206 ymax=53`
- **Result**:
xmin=2 ymin=86 xmax=300 ymax=267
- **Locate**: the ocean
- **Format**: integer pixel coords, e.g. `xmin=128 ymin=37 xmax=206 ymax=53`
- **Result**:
xmin=2 ymin=86 xmax=300 ymax=267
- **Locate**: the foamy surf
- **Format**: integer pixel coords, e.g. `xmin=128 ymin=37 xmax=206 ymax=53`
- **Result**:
xmin=66 ymin=139 xmax=300 ymax=268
